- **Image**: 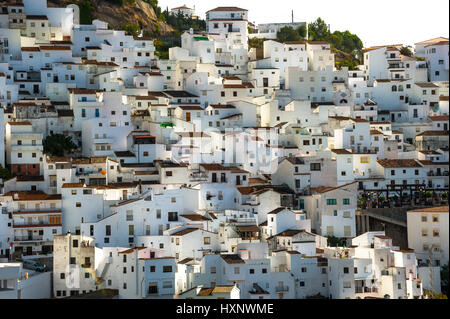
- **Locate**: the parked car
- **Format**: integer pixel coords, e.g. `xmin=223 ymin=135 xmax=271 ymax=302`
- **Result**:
xmin=22 ymin=259 xmax=47 ymax=272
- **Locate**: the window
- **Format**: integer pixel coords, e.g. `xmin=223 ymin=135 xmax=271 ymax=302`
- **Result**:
xmin=433 ymin=229 xmax=440 ymax=237
xmin=262 ymin=268 xmax=267 ymax=273
xmin=234 ymin=267 xmax=240 ymax=274
xmin=210 ymin=267 xmax=216 ymax=274
xmin=168 ymin=212 xmax=178 ymax=222
xmin=310 ymin=163 xmax=321 ymax=171
xmin=163 ymin=266 xmax=172 ymax=273
xmin=360 ymin=157 xmax=369 ymax=164
xmin=126 ymin=210 xmax=133 ymax=221
xmin=343 ymin=267 xmax=349 ymax=274
xmin=204 ymin=237 xmax=211 ymax=245
xmin=326 ymin=199 xmax=337 ymax=205
xmin=343 ymin=198 xmax=350 ymax=205
xmin=432 ymin=215 xmax=439 ymax=223
xmin=150 ymin=266 xmax=155 ymax=272
xmin=301 ymin=267 xmax=307 ymax=273
xmin=73 ymin=240 xmax=78 ymax=248
xmin=163 ymin=281 xmax=172 ymax=289
xmin=76 ymin=202 xmax=81 ymax=207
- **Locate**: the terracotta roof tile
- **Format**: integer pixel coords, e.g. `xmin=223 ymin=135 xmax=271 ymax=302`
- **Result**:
xmin=377 ymin=159 xmax=421 ymax=168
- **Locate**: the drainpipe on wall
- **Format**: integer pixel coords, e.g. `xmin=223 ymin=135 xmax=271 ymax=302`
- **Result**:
xmin=135 ymin=247 xmax=139 ymax=297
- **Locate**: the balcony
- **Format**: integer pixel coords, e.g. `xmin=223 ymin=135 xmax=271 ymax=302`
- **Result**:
xmin=75 ymin=170 xmax=104 ymax=177
xmin=275 ymin=285 xmax=289 ymax=292
xmin=8 ymin=12 xmax=26 ymax=19
xmin=13 ymin=223 xmax=62 ymax=229
xmin=93 ymin=137 xmax=114 ymax=144
xmin=243 ymin=199 xmax=259 ymax=206
xmin=211 ymin=178 xmax=228 ymax=184
xmin=190 ymin=172 xmax=208 ymax=182
xmin=355 ymin=286 xmax=378 ymax=294
xmin=14 ymin=235 xmax=44 ymax=242
xmin=427 ymin=171 xmax=448 ymax=177
xmin=226 ymin=217 xmax=257 ymax=224
xmin=216 ymin=52 xmax=232 ymax=57
xmin=9 ymin=22 xmax=26 ymax=29
xmin=13 ymin=209 xmax=61 ymax=215
xmin=387 ymin=63 xmax=405 ymax=70
xmin=11 ymin=144 xmax=43 ymax=151
xmin=76 ymin=100 xmax=103 ymax=107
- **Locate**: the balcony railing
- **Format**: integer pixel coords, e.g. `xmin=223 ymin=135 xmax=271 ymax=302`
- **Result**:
xmin=356 ymin=286 xmax=378 ymax=293
xmin=13 ymin=223 xmax=62 ymax=228
xmin=275 ymin=286 xmax=289 ymax=292
xmin=14 ymin=236 xmax=44 ymax=242
xmin=427 ymin=171 xmax=448 ymax=177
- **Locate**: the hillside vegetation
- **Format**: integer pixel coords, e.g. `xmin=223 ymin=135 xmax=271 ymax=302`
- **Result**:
xmin=48 ymin=0 xmax=174 ymax=35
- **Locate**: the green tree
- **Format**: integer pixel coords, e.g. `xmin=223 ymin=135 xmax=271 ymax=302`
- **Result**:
xmin=122 ymin=24 xmax=140 ymax=36
xmin=327 ymin=236 xmax=346 ymax=247
xmin=43 ymin=134 xmax=77 ymax=157
xmin=296 ymin=24 xmax=307 ymax=38
xmin=79 ymin=0 xmax=95 ymax=25
xmin=249 ymin=37 xmax=265 ymax=49
xmin=0 ymin=165 xmax=13 ymax=180
xmin=308 ymin=17 xmax=329 ymax=41
xmin=329 ymin=32 xmax=343 ymax=49
xmin=276 ymin=26 xmax=301 ymax=43
xmin=400 ymin=46 xmax=413 ymax=57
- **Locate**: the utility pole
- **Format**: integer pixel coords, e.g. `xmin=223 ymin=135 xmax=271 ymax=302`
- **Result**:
xmin=291 ymin=10 xmax=294 ymax=23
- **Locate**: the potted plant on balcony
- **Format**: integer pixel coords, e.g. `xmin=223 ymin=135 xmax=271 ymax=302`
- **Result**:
xmin=434 ymin=194 xmax=441 ymax=205
xmin=359 ymin=197 xmax=367 ymax=208
xmin=378 ymin=196 xmax=386 ymax=208
xmin=441 ymin=192 xmax=448 ymax=205
xmin=425 ymin=191 xmax=433 ymax=205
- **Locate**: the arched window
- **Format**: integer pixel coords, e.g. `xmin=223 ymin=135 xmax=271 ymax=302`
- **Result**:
xmin=392 ymin=85 xmax=397 ymax=92
xmin=398 ymin=85 xmax=404 ymax=92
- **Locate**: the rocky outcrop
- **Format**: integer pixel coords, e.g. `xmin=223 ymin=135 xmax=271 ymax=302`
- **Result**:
xmin=48 ymin=0 xmax=173 ymax=34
